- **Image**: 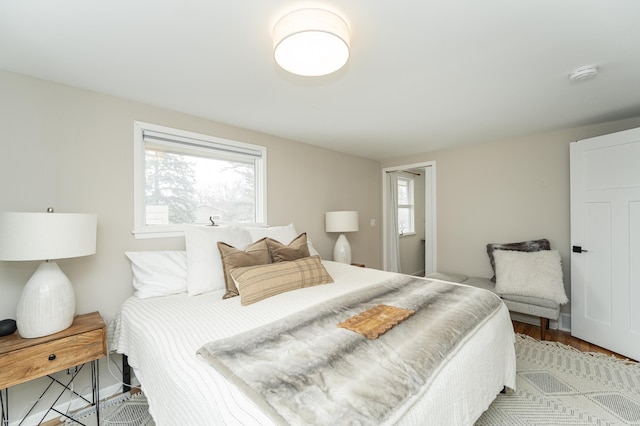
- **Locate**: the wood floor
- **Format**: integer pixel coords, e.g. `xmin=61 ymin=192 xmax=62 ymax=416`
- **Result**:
xmin=513 ymin=320 xmax=634 ymax=361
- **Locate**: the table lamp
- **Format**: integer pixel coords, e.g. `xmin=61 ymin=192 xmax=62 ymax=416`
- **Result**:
xmin=0 ymin=208 xmax=97 ymax=338
xmin=325 ymin=211 xmax=359 ymax=264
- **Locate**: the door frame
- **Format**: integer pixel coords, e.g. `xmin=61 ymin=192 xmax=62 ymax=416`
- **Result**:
xmin=382 ymin=161 xmax=436 ymax=274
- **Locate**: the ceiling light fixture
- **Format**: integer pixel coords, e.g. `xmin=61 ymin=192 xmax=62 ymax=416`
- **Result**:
xmin=273 ymin=8 xmax=350 ymax=77
xmin=568 ymin=65 xmax=599 ymax=83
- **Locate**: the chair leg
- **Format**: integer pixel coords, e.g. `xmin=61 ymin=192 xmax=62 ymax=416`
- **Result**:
xmin=540 ymin=317 xmax=549 ymax=340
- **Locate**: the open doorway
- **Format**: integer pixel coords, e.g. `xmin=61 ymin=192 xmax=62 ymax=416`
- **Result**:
xmin=382 ymin=161 xmax=436 ymax=275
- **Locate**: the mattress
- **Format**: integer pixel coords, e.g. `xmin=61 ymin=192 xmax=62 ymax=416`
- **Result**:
xmin=111 ymin=261 xmax=516 ymax=425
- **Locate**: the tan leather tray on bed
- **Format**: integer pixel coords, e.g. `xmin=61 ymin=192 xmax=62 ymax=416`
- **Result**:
xmin=338 ymin=304 xmax=415 ymax=339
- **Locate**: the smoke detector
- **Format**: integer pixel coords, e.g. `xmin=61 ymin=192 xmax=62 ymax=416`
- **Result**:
xmin=568 ymin=65 xmax=598 ymax=83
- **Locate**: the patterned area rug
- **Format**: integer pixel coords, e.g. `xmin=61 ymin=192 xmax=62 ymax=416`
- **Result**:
xmin=477 ymin=334 xmax=640 ymax=425
xmin=65 ymin=392 xmax=154 ymax=426
xmin=65 ymin=335 xmax=640 ymax=425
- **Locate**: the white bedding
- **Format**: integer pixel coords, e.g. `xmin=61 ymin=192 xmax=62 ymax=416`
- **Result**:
xmin=111 ymin=261 xmax=516 ymax=425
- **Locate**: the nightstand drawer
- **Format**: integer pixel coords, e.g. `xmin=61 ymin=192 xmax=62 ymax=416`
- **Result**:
xmin=0 ymin=329 xmax=104 ymax=389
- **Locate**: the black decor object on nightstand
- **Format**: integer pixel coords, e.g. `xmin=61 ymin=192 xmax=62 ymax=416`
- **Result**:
xmin=0 ymin=319 xmax=16 ymax=337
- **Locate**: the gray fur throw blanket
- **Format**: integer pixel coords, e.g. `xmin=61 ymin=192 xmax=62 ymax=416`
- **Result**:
xmin=197 ymin=276 xmax=502 ymax=426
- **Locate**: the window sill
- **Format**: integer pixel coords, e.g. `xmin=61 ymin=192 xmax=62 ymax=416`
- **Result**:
xmin=133 ymin=229 xmax=185 ymax=239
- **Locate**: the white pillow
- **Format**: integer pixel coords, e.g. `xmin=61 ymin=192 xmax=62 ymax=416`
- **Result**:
xmin=247 ymin=223 xmax=298 ymax=244
xmin=306 ymin=239 xmax=320 ymax=257
xmin=494 ymin=249 xmax=568 ymax=304
xmin=247 ymin=223 xmax=320 ymax=256
xmin=125 ymin=251 xmax=187 ymax=299
xmin=184 ymin=225 xmax=252 ymax=296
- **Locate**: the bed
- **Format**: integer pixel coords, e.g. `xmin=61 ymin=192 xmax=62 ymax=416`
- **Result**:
xmin=109 ymin=225 xmax=516 ymax=425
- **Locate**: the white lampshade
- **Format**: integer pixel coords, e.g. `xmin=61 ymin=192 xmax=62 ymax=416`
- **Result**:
xmin=325 ymin=211 xmax=358 ymax=264
xmin=325 ymin=211 xmax=359 ymax=233
xmin=273 ymin=8 xmax=350 ymax=77
xmin=0 ymin=210 xmax=97 ymax=338
xmin=0 ymin=212 xmax=96 ymax=260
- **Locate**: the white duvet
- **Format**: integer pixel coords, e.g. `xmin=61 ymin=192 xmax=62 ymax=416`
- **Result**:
xmin=111 ymin=261 xmax=516 ymax=425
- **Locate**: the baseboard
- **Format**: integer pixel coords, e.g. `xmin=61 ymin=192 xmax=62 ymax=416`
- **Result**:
xmin=558 ymin=313 xmax=571 ymax=332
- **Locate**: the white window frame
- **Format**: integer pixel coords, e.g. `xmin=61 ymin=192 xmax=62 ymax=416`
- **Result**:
xmin=133 ymin=121 xmax=267 ymax=239
xmin=397 ymin=175 xmax=415 ymax=236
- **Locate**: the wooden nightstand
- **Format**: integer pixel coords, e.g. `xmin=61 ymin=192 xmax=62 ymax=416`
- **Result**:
xmin=0 ymin=312 xmax=106 ymax=426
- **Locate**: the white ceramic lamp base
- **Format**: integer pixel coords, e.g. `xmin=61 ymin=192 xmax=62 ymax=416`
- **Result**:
xmin=16 ymin=261 xmax=76 ymax=338
xmin=333 ymin=233 xmax=352 ymax=264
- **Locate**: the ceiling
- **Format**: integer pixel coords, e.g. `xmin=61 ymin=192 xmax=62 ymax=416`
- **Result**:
xmin=2 ymin=1 xmax=640 ymax=161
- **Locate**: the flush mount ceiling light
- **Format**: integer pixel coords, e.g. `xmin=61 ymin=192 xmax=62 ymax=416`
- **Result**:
xmin=273 ymin=8 xmax=350 ymax=77
xmin=568 ymin=65 xmax=599 ymax=83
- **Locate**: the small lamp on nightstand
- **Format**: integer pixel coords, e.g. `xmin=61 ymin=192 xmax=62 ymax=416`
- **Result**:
xmin=325 ymin=211 xmax=359 ymax=264
xmin=0 ymin=208 xmax=97 ymax=338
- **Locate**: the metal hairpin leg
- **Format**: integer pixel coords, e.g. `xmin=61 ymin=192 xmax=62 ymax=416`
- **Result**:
xmin=92 ymin=359 xmax=100 ymax=425
xmin=6 ymin=360 xmax=100 ymax=426
xmin=1 ymin=388 xmax=8 ymax=426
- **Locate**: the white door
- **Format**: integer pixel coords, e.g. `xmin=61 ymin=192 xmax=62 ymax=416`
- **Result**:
xmin=570 ymin=127 xmax=640 ymax=361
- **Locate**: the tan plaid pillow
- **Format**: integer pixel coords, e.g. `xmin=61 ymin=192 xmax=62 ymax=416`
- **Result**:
xmin=217 ymin=238 xmax=270 ymax=299
xmin=231 ymin=255 xmax=333 ymax=306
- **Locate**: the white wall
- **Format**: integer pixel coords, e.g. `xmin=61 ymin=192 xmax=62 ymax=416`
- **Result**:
xmin=4 ymin=67 xmax=640 ymax=420
xmin=0 ymin=70 xmax=382 ymax=421
xmin=382 ymin=116 xmax=640 ymax=316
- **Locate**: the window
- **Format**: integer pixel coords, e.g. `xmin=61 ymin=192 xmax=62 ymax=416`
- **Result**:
xmin=133 ymin=121 xmax=267 ymax=238
xmin=397 ymin=175 xmax=415 ymax=235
